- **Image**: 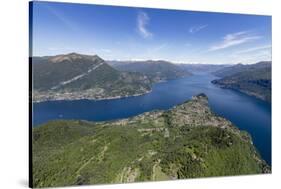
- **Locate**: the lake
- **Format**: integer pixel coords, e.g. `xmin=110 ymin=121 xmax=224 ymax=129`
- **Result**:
xmin=33 ymin=73 xmax=272 ymax=165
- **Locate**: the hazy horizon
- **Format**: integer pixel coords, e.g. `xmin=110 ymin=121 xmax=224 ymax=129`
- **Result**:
xmin=31 ymin=2 xmax=272 ymax=64
xmin=32 ymin=51 xmax=272 ymax=65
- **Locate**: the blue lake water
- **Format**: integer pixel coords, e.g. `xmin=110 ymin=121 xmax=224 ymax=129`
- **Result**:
xmin=33 ymin=73 xmax=272 ymax=165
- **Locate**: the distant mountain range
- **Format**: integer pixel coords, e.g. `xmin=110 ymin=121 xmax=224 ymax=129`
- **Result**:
xmin=212 ymin=61 xmax=272 ymax=102
xmin=179 ymin=64 xmax=229 ymax=73
xmin=212 ymin=61 xmax=271 ymax=78
xmin=31 ymin=53 xmax=271 ymax=103
xmin=107 ymin=60 xmax=191 ymax=82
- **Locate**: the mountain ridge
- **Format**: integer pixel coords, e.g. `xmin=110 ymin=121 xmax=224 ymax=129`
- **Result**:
xmin=212 ymin=61 xmax=272 ymax=102
xmin=212 ymin=61 xmax=271 ymax=78
xmin=32 ymin=53 xmax=152 ymax=102
xmin=108 ymin=60 xmax=192 ymax=82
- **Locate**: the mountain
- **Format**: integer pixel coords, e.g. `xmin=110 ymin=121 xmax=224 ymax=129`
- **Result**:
xmin=212 ymin=61 xmax=271 ymax=78
xmin=32 ymin=53 xmax=152 ymax=102
xmin=107 ymin=60 xmax=192 ymax=82
xmin=32 ymin=94 xmax=270 ymax=187
xmin=179 ymin=64 xmax=229 ymax=74
xmin=212 ymin=61 xmax=272 ymax=102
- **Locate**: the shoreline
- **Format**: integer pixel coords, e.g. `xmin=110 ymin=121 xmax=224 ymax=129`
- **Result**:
xmin=32 ymin=75 xmax=192 ymax=103
xmin=212 ymin=82 xmax=271 ymax=103
xmin=32 ymin=89 xmax=153 ymax=103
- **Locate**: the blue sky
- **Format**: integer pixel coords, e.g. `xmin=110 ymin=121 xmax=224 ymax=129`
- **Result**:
xmin=31 ymin=1 xmax=272 ymax=64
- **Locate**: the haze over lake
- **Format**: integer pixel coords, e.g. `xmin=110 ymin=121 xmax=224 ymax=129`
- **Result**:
xmin=33 ymin=73 xmax=271 ymax=165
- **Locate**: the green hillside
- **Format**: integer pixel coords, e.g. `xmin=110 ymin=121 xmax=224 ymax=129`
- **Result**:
xmin=32 ymin=94 xmax=270 ymax=188
xmin=32 ymin=53 xmax=152 ymax=102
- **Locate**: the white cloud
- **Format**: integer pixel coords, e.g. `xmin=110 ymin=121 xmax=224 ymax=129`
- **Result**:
xmin=209 ymin=31 xmax=261 ymax=51
xmin=189 ymin=24 xmax=208 ymax=33
xmin=46 ymin=5 xmax=78 ymax=32
xmin=137 ymin=11 xmax=153 ymax=38
xmin=235 ymin=44 xmax=271 ymax=55
xmin=227 ymin=44 xmax=271 ymax=64
xmin=235 ymin=50 xmax=271 ymax=64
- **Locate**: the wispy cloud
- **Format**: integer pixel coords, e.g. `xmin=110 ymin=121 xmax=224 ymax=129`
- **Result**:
xmin=225 ymin=44 xmax=271 ymax=64
xmin=45 ymin=5 xmax=78 ymax=31
xmin=137 ymin=11 xmax=153 ymax=39
xmin=209 ymin=31 xmax=261 ymax=51
xmin=233 ymin=50 xmax=271 ymax=64
xmin=235 ymin=44 xmax=271 ymax=55
xmin=189 ymin=24 xmax=208 ymax=33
